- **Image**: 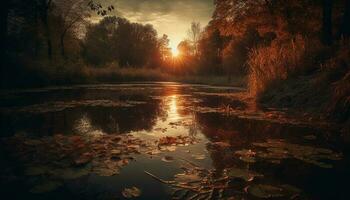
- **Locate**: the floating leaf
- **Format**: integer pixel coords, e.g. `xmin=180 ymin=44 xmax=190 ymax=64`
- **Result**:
xmin=25 ymin=166 xmax=49 ymax=176
xmin=251 ymin=139 xmax=342 ymax=168
xmin=30 ymin=181 xmax=62 ymax=193
xmin=74 ymin=152 xmax=93 ymax=166
xmin=174 ymin=173 xmax=202 ymax=183
xmin=192 ymin=154 xmax=206 ymax=160
xmin=211 ymin=141 xmax=231 ymax=148
xmin=50 ymin=167 xmax=91 ymax=180
xmin=226 ymin=168 xmax=263 ymax=182
xmin=246 ymin=184 xmax=284 ymax=198
xmin=304 ymin=135 xmax=317 ymax=140
xmin=235 ymin=149 xmax=256 ymax=163
xmin=122 ymin=186 xmax=142 ymax=198
xmin=161 ymin=156 xmax=175 ymax=162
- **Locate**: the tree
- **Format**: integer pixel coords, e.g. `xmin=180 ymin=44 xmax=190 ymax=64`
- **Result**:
xmin=177 ymin=40 xmax=192 ymax=58
xmin=37 ymin=0 xmax=54 ymax=59
xmin=198 ymin=29 xmax=224 ymax=74
xmin=54 ymin=0 xmax=90 ymax=57
xmin=321 ymin=0 xmax=333 ymax=45
xmin=82 ymin=16 xmax=159 ymax=67
xmin=187 ymin=22 xmax=201 ymax=56
xmin=158 ymin=34 xmax=171 ymax=60
xmin=339 ymin=0 xmax=350 ymax=38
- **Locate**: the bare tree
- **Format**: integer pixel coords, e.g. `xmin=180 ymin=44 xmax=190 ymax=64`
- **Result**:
xmin=187 ymin=21 xmax=201 ymax=56
xmin=54 ymin=0 xmax=90 ymax=57
xmin=37 ymin=0 xmax=54 ymax=59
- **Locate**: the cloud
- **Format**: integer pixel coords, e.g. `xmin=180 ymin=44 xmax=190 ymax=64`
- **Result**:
xmin=103 ymin=0 xmax=214 ymax=48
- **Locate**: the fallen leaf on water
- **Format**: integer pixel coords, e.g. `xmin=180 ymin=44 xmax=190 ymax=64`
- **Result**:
xmin=246 ymin=184 xmax=284 ymax=199
xmin=122 ymin=186 xmax=142 ymax=198
xmin=304 ymin=135 xmax=317 ymax=140
xmin=165 ymin=146 xmax=177 ymax=152
xmin=211 ymin=141 xmax=231 ymax=148
xmin=225 ymin=168 xmax=263 ymax=182
xmin=25 ymin=166 xmax=49 ymax=176
xmin=246 ymin=184 xmax=302 ymax=199
xmin=30 ymin=181 xmax=62 ymax=194
xmin=161 ymin=156 xmax=175 ymax=162
xmin=252 ymin=139 xmax=342 ymax=168
xmin=74 ymin=152 xmax=93 ymax=166
xmin=50 ymin=167 xmax=91 ymax=180
xmin=192 ymin=154 xmax=206 ymax=160
xmin=174 ymin=173 xmax=202 ymax=183
xmin=235 ymin=149 xmax=256 ymax=163
xmin=146 ymin=149 xmax=161 ymax=155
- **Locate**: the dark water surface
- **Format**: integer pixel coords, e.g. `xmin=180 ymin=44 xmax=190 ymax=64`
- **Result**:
xmin=0 ymin=83 xmax=348 ymax=200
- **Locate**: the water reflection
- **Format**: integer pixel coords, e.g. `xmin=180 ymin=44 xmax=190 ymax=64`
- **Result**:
xmin=0 ymin=83 xmax=348 ymax=200
xmin=169 ymin=95 xmax=179 ymax=121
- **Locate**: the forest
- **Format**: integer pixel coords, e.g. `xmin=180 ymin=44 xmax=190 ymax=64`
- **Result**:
xmin=0 ymin=1 xmax=350 ymax=199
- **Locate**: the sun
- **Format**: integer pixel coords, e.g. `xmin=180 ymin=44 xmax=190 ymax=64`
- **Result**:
xmin=171 ymin=47 xmax=179 ymax=57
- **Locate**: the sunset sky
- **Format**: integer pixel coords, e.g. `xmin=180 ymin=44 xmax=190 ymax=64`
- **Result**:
xmin=98 ymin=0 xmax=214 ymax=50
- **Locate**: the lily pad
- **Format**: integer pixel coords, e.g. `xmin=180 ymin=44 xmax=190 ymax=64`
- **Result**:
xmin=226 ymin=168 xmax=263 ymax=182
xmin=161 ymin=156 xmax=175 ymax=162
xmin=50 ymin=167 xmax=91 ymax=180
xmin=246 ymin=184 xmax=284 ymax=198
xmin=252 ymin=139 xmax=342 ymax=168
xmin=30 ymin=181 xmax=62 ymax=194
xmin=235 ymin=149 xmax=256 ymax=163
xmin=303 ymin=135 xmax=317 ymax=140
xmin=246 ymin=184 xmax=302 ymax=199
xmin=174 ymin=173 xmax=202 ymax=183
xmin=25 ymin=166 xmax=50 ymax=176
xmin=192 ymin=154 xmax=206 ymax=160
xmin=211 ymin=141 xmax=231 ymax=148
xmin=122 ymin=186 xmax=142 ymax=198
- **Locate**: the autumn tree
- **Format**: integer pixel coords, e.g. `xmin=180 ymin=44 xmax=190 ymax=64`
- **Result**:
xmin=158 ymin=34 xmax=171 ymax=61
xmin=198 ymin=29 xmax=224 ymax=74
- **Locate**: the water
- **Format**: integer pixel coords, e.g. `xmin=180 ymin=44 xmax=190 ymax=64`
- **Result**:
xmin=0 ymin=83 xmax=348 ymax=199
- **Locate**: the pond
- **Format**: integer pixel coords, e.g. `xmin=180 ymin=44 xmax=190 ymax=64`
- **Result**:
xmin=0 ymin=83 xmax=348 ymax=200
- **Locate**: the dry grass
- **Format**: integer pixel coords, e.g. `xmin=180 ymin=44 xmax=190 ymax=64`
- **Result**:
xmin=323 ymin=43 xmax=350 ymax=122
xmin=82 ymin=65 xmax=170 ymax=82
xmin=247 ymin=35 xmax=325 ymax=98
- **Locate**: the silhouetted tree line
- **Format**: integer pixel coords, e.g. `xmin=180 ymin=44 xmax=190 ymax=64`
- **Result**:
xmin=0 ymin=0 xmax=171 ymax=88
xmin=81 ymin=16 xmax=160 ymax=67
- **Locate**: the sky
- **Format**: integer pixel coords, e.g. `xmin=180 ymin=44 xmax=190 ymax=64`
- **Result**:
xmin=99 ymin=0 xmax=214 ymax=51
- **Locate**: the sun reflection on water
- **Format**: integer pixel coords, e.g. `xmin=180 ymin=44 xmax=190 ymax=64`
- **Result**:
xmin=169 ymin=95 xmax=180 ymax=121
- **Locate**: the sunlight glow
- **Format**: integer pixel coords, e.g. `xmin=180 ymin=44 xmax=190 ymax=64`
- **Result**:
xmin=171 ymin=47 xmax=179 ymax=57
xmin=169 ymin=95 xmax=180 ymax=120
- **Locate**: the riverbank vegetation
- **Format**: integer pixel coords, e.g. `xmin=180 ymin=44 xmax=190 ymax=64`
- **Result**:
xmin=1 ymin=0 xmax=349 ymax=125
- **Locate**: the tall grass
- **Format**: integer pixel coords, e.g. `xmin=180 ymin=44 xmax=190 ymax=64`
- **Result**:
xmin=82 ymin=64 xmax=170 ymax=82
xmin=247 ymin=35 xmax=324 ymax=98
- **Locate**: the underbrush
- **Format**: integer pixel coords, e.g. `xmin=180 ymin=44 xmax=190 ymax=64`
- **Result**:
xmin=1 ymin=58 xmax=245 ymax=89
xmin=248 ymin=36 xmax=349 ymax=123
xmin=247 ymin=35 xmax=328 ymax=98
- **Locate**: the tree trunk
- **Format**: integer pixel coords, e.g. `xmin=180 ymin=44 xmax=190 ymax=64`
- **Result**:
xmin=321 ymin=0 xmax=333 ymax=45
xmin=1 ymin=0 xmax=9 ymax=54
xmin=339 ymin=0 xmax=350 ymax=38
xmin=43 ymin=15 xmax=52 ymax=59
xmin=1 ymin=0 xmax=9 ymax=80
xmin=60 ymin=33 xmax=65 ymax=57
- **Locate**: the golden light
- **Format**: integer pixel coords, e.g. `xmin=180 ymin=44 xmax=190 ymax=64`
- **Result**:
xmin=169 ymin=95 xmax=180 ymax=120
xmin=171 ymin=47 xmax=179 ymax=57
